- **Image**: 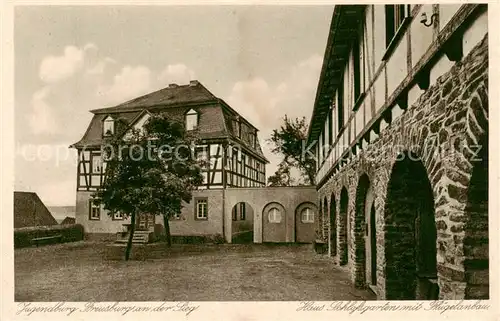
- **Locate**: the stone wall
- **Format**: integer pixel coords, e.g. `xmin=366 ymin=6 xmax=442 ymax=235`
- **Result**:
xmin=76 ymin=191 xmax=131 ymax=235
xmin=77 ymin=189 xmax=224 ymax=238
xmin=224 ymin=186 xmax=318 ymax=243
xmin=160 ymin=189 xmax=224 ymax=237
xmin=317 ymin=34 xmax=488 ymax=300
xmin=77 ymin=186 xmax=319 ymax=244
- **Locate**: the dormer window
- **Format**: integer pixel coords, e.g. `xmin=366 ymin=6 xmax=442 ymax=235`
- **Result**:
xmin=233 ymin=117 xmax=241 ymax=138
xmin=249 ymin=131 xmax=257 ymax=148
xmin=186 ymin=109 xmax=198 ymax=131
xmin=103 ymin=116 xmax=114 ymax=136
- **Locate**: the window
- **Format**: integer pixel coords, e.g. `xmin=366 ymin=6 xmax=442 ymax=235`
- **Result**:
xmin=103 ymin=116 xmax=114 ymax=136
xmin=328 ymin=107 xmax=333 ymax=146
xmin=301 ymin=207 xmax=315 ymax=223
xmin=186 ymin=109 xmax=198 ymax=131
xmin=92 ymin=154 xmax=102 ymax=173
xmin=89 ymin=199 xmax=101 ymax=220
xmin=337 ymin=79 xmax=344 ymax=130
xmin=112 ymin=212 xmax=124 ymax=220
xmin=232 ymin=206 xmax=238 ymax=221
xmin=233 ymin=117 xmax=241 ymax=138
xmin=195 ymin=199 xmax=208 ymax=219
xmin=268 ymin=207 xmax=282 ymax=223
xmin=197 ymin=148 xmax=208 ymax=163
xmin=385 ymin=5 xmax=411 ymax=47
xmin=318 ymin=132 xmax=323 ymax=164
xmin=239 ymin=202 xmax=246 ymax=220
xmin=353 ymin=35 xmax=361 ymax=102
xmin=249 ymin=132 xmax=257 ymax=148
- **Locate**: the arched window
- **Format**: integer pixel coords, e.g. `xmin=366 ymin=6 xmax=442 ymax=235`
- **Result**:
xmin=103 ymin=116 xmax=114 ymax=136
xmin=301 ymin=207 xmax=315 ymax=223
xmin=186 ymin=109 xmax=198 ymax=131
xmin=268 ymin=207 xmax=282 ymax=223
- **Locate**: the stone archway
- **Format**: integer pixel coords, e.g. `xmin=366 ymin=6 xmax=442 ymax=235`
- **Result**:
xmin=317 ymin=199 xmax=323 ymax=241
xmin=231 ymin=202 xmax=254 ymax=243
xmin=354 ymin=174 xmax=374 ymax=288
xmin=262 ymin=202 xmax=286 ymax=243
xmin=323 ymin=197 xmax=328 ymax=242
xmin=464 ymin=134 xmax=489 ymax=299
xmin=330 ymin=193 xmax=337 ymax=257
xmin=295 ymin=202 xmax=318 ymax=243
xmin=384 ymin=151 xmax=438 ymax=300
xmin=369 ymin=202 xmax=377 ymax=287
xmin=339 ymin=187 xmax=349 ymax=266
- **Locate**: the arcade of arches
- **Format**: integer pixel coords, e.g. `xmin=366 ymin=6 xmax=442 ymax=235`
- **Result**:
xmin=316 ymin=36 xmax=489 ymax=300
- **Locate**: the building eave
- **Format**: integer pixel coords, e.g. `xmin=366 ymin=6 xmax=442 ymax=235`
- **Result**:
xmin=307 ymin=5 xmax=366 ymax=145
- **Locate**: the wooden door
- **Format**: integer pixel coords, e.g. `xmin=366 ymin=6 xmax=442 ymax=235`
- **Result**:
xmin=136 ymin=213 xmax=154 ymax=230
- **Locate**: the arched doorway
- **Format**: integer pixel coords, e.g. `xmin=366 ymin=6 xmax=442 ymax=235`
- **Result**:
xmin=317 ymin=199 xmax=323 ymax=240
xmin=369 ymin=203 xmax=377 ymax=287
xmin=231 ymin=202 xmax=254 ymax=243
xmin=339 ymin=187 xmax=349 ymax=266
xmin=464 ymin=134 xmax=489 ymax=299
xmin=295 ymin=202 xmax=317 ymax=243
xmin=262 ymin=202 xmax=286 ymax=243
xmin=323 ymin=197 xmax=328 ymax=242
xmin=330 ymin=194 xmax=337 ymax=257
xmin=384 ymin=151 xmax=438 ymax=300
xmin=354 ymin=174 xmax=374 ymax=288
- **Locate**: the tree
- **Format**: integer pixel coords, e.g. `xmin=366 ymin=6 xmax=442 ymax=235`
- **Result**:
xmin=267 ymin=160 xmax=294 ymax=186
xmin=268 ymin=115 xmax=316 ymax=185
xmin=93 ymin=114 xmax=203 ymax=260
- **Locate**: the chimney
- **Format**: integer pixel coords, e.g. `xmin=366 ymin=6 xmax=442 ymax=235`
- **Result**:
xmin=168 ymin=83 xmax=178 ymax=88
xmin=189 ymin=80 xmax=199 ymax=86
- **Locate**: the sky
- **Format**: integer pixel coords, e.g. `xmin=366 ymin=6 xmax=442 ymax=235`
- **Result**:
xmin=14 ymin=5 xmax=333 ymax=206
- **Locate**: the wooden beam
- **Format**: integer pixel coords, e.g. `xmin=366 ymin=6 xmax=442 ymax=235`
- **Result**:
xmin=383 ymin=108 xmax=392 ymax=124
xmin=396 ymin=90 xmax=409 ymax=110
xmin=444 ymin=33 xmax=464 ymax=62
xmin=373 ymin=121 xmax=381 ymax=135
xmin=416 ymin=67 xmax=430 ymax=90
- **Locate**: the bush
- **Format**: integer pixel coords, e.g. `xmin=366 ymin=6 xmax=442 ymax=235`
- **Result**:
xmin=231 ymin=231 xmax=253 ymax=244
xmin=14 ymin=224 xmax=85 ymax=248
xmin=169 ymin=234 xmax=226 ymax=245
xmin=211 ymin=233 xmax=226 ymax=244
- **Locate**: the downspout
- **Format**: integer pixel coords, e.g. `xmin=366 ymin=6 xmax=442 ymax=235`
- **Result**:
xmin=222 ymin=188 xmax=226 ymax=242
xmin=221 ymin=141 xmax=227 ymax=242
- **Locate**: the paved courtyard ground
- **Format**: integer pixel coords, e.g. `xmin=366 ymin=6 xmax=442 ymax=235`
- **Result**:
xmin=15 ymin=241 xmax=375 ymax=301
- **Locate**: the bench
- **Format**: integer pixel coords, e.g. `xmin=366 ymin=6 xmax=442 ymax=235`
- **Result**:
xmin=31 ymin=235 xmax=62 ymax=247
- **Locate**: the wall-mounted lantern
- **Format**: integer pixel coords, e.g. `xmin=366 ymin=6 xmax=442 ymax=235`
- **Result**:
xmin=420 ymin=12 xmax=439 ymax=27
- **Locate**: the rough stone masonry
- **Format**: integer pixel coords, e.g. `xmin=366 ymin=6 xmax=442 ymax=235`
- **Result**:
xmin=317 ymin=33 xmax=488 ymax=300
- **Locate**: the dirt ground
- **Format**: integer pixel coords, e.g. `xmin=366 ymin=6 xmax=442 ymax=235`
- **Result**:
xmin=15 ymin=241 xmax=376 ymax=301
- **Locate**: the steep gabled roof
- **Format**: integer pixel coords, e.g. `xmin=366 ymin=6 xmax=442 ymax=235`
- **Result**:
xmin=91 ymin=81 xmax=218 ymax=114
xmin=14 ymin=192 xmax=58 ymax=228
xmin=60 ymin=217 xmax=76 ymax=225
xmin=70 ymin=80 xmax=268 ymax=162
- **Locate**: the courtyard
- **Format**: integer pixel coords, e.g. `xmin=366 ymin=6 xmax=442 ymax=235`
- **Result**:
xmin=15 ymin=242 xmax=375 ymax=301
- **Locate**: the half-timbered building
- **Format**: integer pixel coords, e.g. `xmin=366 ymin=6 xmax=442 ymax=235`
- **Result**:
xmin=71 ymin=80 xmax=269 ymax=241
xmin=308 ymin=4 xmax=488 ymax=300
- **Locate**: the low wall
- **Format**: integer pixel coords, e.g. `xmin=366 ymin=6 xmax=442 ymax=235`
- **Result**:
xmin=224 ymin=186 xmax=318 ymax=243
xmin=14 ymin=224 xmax=85 ymax=248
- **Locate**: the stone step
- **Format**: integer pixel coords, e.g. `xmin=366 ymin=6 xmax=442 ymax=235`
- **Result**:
xmin=115 ymin=238 xmax=148 ymax=244
xmin=115 ymin=231 xmax=151 ymax=244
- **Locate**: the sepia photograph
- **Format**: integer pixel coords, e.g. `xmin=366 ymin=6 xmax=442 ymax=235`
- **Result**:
xmin=5 ymin=1 xmax=493 ymax=316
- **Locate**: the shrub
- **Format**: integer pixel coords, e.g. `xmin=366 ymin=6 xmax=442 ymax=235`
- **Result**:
xmin=169 ymin=234 xmax=226 ymax=245
xmin=211 ymin=233 xmax=226 ymax=244
xmin=14 ymin=224 xmax=85 ymax=248
xmin=231 ymin=231 xmax=253 ymax=244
